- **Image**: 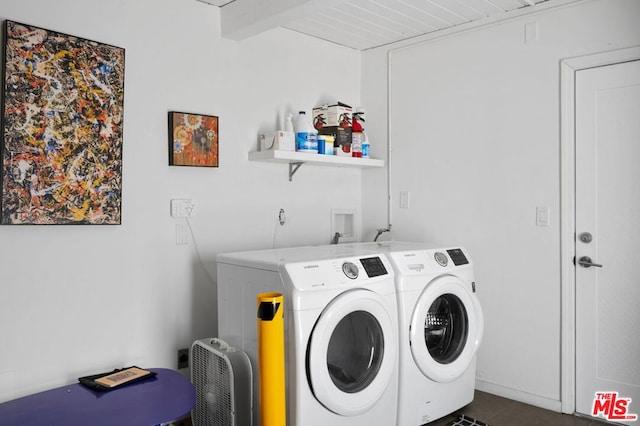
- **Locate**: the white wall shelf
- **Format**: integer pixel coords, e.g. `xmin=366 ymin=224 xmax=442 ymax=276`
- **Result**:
xmin=248 ymin=150 xmax=384 ymax=181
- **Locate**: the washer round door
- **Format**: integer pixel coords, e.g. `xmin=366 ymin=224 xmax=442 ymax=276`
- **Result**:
xmin=307 ymin=288 xmax=397 ymax=416
xmin=409 ymin=275 xmax=483 ymax=383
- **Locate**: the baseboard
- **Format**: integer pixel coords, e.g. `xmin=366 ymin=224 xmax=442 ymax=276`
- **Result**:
xmin=475 ymin=379 xmax=562 ymax=413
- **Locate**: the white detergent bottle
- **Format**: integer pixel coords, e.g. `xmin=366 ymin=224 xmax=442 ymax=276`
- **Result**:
xmin=294 ymin=111 xmax=318 ymax=153
xmin=285 ymin=113 xmax=294 ymax=132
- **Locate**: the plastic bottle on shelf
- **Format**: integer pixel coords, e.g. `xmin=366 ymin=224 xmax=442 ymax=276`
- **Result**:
xmin=351 ymin=110 xmax=364 ymax=158
xmin=294 ymin=111 xmax=318 ymax=153
xmin=362 ymin=130 xmax=370 ymax=158
xmin=285 ymin=113 xmax=294 ymax=132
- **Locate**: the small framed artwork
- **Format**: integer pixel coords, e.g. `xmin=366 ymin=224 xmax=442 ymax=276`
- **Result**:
xmin=169 ymin=111 xmax=219 ymax=167
xmin=1 ymin=20 xmax=125 ymax=225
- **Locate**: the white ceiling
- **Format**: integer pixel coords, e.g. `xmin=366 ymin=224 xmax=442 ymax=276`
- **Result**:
xmin=199 ymin=0 xmax=555 ymax=50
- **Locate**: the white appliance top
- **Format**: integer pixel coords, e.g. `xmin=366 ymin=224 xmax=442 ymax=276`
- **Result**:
xmin=341 ymin=241 xmax=446 ymax=252
xmin=216 ymin=241 xmax=472 ymax=281
xmin=217 ymin=244 xmax=389 ymax=271
xmin=217 ymin=244 xmax=396 ymax=294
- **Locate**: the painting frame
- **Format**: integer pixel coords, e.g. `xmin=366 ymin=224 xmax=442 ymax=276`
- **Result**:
xmin=168 ymin=111 xmax=219 ymax=168
xmin=1 ymin=20 xmax=126 ymax=225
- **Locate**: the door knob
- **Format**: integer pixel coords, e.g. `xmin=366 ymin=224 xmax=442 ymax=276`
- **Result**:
xmin=578 ymin=256 xmax=603 ymax=268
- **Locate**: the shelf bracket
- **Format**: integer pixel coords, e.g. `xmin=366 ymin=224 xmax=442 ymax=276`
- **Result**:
xmin=288 ymin=161 xmax=303 ymax=181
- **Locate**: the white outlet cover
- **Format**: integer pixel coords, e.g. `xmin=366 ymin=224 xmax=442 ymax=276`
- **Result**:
xmin=536 ymin=206 xmax=550 ymax=227
xmin=171 ymin=199 xmax=196 ymax=217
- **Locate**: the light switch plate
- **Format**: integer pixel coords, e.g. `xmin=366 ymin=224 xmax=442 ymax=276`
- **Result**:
xmin=536 ymin=206 xmax=550 ymax=227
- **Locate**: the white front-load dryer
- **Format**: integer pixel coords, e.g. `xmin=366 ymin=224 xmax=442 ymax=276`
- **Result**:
xmin=217 ymin=245 xmax=398 ymax=426
xmin=342 ymin=242 xmax=484 ymax=425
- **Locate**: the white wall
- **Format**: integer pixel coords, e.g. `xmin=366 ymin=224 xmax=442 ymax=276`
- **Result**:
xmin=362 ymin=0 xmax=640 ymax=411
xmin=0 ymin=0 xmax=361 ymax=402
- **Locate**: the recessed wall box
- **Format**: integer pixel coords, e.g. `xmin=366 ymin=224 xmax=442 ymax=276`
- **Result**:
xmin=331 ymin=209 xmax=356 ymax=243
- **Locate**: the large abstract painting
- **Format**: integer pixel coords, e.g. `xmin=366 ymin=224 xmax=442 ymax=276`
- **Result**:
xmin=1 ymin=21 xmax=125 ymax=224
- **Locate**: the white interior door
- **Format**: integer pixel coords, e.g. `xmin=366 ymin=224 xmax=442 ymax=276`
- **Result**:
xmin=575 ymin=59 xmax=640 ymax=421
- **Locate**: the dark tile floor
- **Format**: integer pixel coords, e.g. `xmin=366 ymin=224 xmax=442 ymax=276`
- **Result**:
xmin=172 ymin=390 xmax=612 ymax=426
xmin=431 ymin=391 xmax=609 ymax=426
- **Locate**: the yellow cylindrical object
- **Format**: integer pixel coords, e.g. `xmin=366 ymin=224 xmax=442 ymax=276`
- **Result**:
xmin=257 ymin=292 xmax=286 ymax=426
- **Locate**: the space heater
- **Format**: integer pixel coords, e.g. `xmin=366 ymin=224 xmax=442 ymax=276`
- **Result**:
xmin=190 ymin=338 xmax=252 ymax=426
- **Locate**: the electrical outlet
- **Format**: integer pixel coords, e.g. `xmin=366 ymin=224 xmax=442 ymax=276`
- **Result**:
xmin=170 ymin=199 xmax=196 ymax=217
xmin=399 ymin=191 xmax=410 ymax=209
xmin=178 ymin=348 xmax=189 ymax=369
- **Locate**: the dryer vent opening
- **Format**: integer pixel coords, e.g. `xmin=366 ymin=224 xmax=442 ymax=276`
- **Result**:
xmin=425 ymin=294 xmax=468 ymax=364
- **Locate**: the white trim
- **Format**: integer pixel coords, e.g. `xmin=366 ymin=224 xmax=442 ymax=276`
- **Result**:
xmin=476 ymin=379 xmax=562 ymax=412
xmin=559 ymin=58 xmax=576 ymax=415
xmin=559 ymin=45 xmax=640 ymax=415
xmin=385 ymin=48 xmax=393 ymax=231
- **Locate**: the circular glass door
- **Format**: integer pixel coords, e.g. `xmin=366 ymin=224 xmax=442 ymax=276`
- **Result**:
xmin=327 ymin=310 xmax=384 ymax=393
xmin=425 ymin=293 xmax=468 ymax=364
xmin=308 ymin=289 xmax=396 ymax=416
xmin=410 ymin=276 xmax=483 ymax=383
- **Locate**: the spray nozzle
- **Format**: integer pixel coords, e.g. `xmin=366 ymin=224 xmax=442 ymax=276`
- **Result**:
xmin=353 ymin=111 xmax=365 ymax=122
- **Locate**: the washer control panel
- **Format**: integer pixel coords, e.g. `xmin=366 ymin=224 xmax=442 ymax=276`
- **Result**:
xmin=285 ymin=255 xmax=392 ymax=291
xmin=342 ymin=262 xmax=359 ymax=279
xmin=360 ymin=256 xmax=388 ymax=278
xmin=434 ymin=252 xmax=448 ymax=267
xmin=389 ymin=247 xmax=472 ymax=275
xmin=342 ymin=257 xmax=388 ymax=279
xmin=447 ymin=248 xmax=469 ymax=266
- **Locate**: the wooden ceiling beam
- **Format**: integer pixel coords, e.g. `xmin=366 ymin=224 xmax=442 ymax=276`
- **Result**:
xmin=221 ymin=0 xmax=345 ymax=40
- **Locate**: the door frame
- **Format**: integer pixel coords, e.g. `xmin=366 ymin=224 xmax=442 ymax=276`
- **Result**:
xmin=559 ymin=45 xmax=640 ymax=414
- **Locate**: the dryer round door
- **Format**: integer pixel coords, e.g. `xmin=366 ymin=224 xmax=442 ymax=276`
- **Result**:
xmin=307 ymin=288 xmax=396 ymax=416
xmin=409 ymin=275 xmax=483 ymax=383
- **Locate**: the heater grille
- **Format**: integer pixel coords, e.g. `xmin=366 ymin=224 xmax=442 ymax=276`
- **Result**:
xmin=191 ymin=338 xmax=252 ymax=426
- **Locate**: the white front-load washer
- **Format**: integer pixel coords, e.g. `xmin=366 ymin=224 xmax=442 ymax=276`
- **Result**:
xmin=343 ymin=241 xmax=484 ymax=425
xmin=216 ymin=245 xmax=398 ymax=426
